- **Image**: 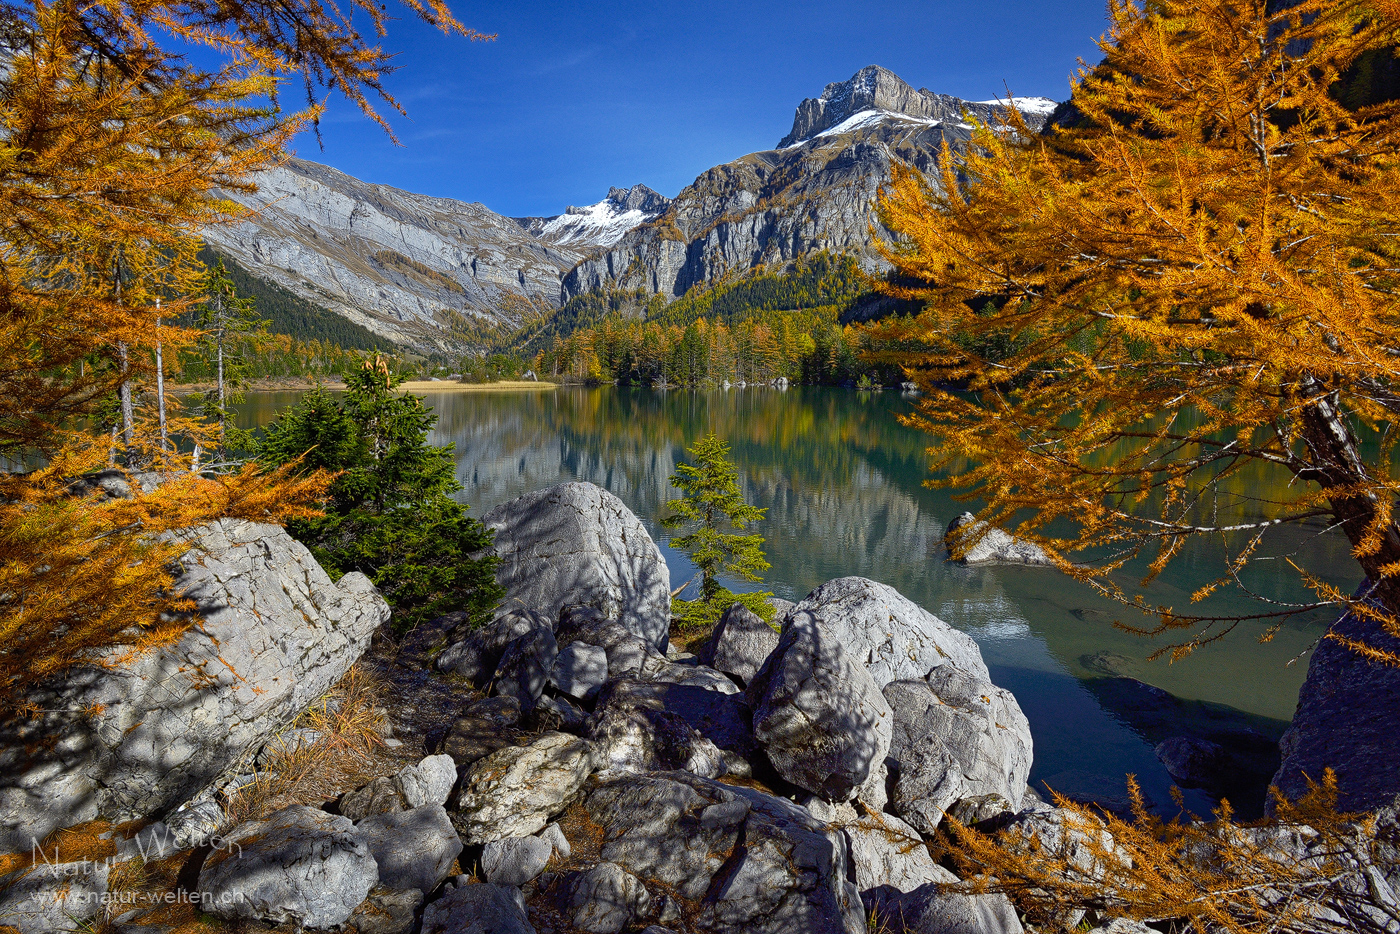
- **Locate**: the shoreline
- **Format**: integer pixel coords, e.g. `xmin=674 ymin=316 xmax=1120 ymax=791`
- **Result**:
xmin=397 ymin=379 xmax=558 ymax=392
xmin=173 ymin=378 xmax=559 ymax=393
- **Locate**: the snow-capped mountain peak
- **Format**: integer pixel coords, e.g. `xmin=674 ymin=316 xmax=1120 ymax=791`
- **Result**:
xmin=524 ymin=184 xmax=672 ymax=249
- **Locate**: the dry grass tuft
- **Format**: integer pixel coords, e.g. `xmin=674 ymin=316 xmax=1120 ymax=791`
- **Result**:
xmin=223 ymin=662 xmax=402 ymax=826
xmin=0 ymin=820 xmax=116 ymax=879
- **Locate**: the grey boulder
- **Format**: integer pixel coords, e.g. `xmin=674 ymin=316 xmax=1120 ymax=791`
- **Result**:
xmin=699 ymin=603 xmax=780 ymax=686
xmin=340 ymin=754 xmax=458 ymax=820
xmin=885 ymin=670 xmax=1032 ymax=834
xmin=1273 ymin=592 xmax=1400 ymax=812
xmin=842 ymin=810 xmax=940 ymax=897
xmin=582 ymin=770 xmax=865 ymax=933
xmin=350 ymin=888 xmax=423 ymax=934
xmin=420 ymin=880 xmax=536 ymax=934
xmin=588 ymin=690 xmax=729 ymax=778
xmin=455 ymin=731 xmax=599 ymax=843
xmin=534 ymin=694 xmax=589 ymax=733
xmin=557 ymin=607 xmax=664 ymax=680
xmin=0 ymin=519 xmax=388 ymax=851
xmin=945 ymin=512 xmax=1054 ymax=567
xmin=748 ymin=608 xmax=893 ymax=803
xmin=595 ymin=679 xmax=756 ymax=759
xmin=482 ymin=835 xmax=554 ymax=886
xmin=787 ymin=577 xmax=989 ymax=685
xmin=356 ymin=804 xmax=462 ymax=893
xmin=492 ymin=619 xmax=558 ymax=714
xmin=484 ymin=482 xmax=671 ymax=652
xmin=551 ymin=642 xmax=610 ymax=701
xmin=0 ymin=861 xmax=108 ymax=934
xmin=549 ymin=862 xmax=654 ymax=934
xmin=197 ymin=804 xmax=378 ymax=928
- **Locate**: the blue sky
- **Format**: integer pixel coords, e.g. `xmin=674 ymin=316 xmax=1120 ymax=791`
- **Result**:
xmin=298 ymin=0 xmax=1110 ymax=217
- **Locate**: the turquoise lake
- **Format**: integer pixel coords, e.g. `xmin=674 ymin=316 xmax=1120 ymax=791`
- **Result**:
xmin=236 ymin=385 xmax=1359 ymax=815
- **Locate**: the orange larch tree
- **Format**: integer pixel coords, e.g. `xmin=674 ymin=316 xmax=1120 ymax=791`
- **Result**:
xmin=873 ymin=0 xmax=1400 ymax=660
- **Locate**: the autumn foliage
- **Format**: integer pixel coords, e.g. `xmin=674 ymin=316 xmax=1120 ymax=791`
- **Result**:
xmin=939 ymin=777 xmax=1400 ymax=934
xmin=0 ymin=0 xmax=482 ymax=709
xmin=873 ymin=0 xmax=1400 ymax=658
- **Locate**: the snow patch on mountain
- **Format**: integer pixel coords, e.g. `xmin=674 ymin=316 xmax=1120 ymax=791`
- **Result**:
xmin=529 ymin=184 xmax=672 ymax=249
xmin=975 ymin=96 xmax=1059 ymax=115
xmin=540 ymin=202 xmax=651 ymax=248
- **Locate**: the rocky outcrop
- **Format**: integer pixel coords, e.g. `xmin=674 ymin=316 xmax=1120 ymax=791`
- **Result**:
xmin=204 ymin=159 xmax=587 ymax=351
xmin=1274 ymin=590 xmax=1400 ymax=812
xmin=0 ymin=519 xmax=388 ymax=852
xmin=484 ymin=482 xmax=672 ymax=652
xmin=516 ymin=184 xmax=673 ymax=249
xmin=560 ymin=67 xmax=1059 ymax=308
xmin=945 ymin=512 xmax=1055 ymax=567
xmin=198 ymin=804 xmax=379 ymax=928
xmin=870 ymin=865 xmax=1024 ymax=934
xmin=780 ymin=65 xmax=1053 ymax=147
xmin=747 ymin=606 xmax=893 ymax=804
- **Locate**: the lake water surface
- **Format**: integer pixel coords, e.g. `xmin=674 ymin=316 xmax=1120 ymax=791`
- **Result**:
xmin=235 ymin=385 xmax=1359 ymax=815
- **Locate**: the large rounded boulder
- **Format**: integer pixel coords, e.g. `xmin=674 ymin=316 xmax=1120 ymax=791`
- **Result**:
xmin=484 ymin=482 xmax=671 ymax=652
xmin=884 ymin=669 xmax=1033 ymax=833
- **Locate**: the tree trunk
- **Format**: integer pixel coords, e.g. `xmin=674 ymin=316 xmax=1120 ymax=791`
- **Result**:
xmin=118 ymin=341 xmax=134 ymax=447
xmin=154 ymin=312 xmax=167 ymax=451
xmin=1297 ymin=380 xmax=1400 ymax=616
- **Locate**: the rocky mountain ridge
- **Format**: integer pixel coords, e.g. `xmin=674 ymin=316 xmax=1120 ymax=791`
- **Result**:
xmin=559 ymin=66 xmax=1054 ymax=306
xmin=205 ymin=65 xmax=1059 ymax=352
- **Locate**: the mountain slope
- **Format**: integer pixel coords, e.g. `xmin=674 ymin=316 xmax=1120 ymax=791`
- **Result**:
xmin=203 ymin=159 xmax=589 ymax=350
xmin=559 ymin=65 xmax=1054 ymax=305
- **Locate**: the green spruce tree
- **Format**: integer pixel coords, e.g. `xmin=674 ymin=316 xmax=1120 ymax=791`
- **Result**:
xmin=663 ymin=433 xmax=773 ymax=631
xmin=258 ymin=356 xmax=503 ymax=630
